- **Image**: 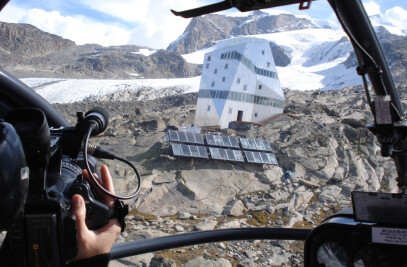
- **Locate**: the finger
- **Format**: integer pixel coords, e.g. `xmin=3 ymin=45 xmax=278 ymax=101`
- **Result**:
xmin=100 ymin=165 xmax=117 ymax=208
xmin=100 ymin=165 xmax=115 ymax=194
xmin=71 ymin=194 xmax=89 ymax=235
xmin=82 ymin=169 xmax=103 ymax=187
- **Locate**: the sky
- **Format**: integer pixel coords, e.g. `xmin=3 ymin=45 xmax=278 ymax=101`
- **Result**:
xmin=0 ymin=0 xmax=406 ymax=49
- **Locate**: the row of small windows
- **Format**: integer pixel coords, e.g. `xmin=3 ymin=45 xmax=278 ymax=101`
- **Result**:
xmin=210 ymin=81 xmax=262 ymax=90
xmin=198 ymin=89 xmax=284 ymax=108
xmin=220 ymin=50 xmax=278 ymax=79
xmin=254 ymin=66 xmax=278 ymax=79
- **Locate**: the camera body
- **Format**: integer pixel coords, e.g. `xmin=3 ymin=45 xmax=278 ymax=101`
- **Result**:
xmin=4 ymin=108 xmax=112 ymax=266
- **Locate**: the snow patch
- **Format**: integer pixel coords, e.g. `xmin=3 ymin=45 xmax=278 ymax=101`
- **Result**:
xmin=22 ymin=77 xmax=201 ymax=104
xmin=131 ymin=49 xmax=157 ymax=56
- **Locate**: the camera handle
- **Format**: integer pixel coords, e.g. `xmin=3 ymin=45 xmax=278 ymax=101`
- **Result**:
xmin=68 ymin=174 xmax=129 ymax=231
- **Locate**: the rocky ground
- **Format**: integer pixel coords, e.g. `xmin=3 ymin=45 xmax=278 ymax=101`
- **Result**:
xmin=49 ymin=84 xmax=406 ymax=266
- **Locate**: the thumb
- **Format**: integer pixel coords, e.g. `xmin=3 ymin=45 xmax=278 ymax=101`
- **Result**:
xmin=72 ymin=194 xmax=88 ymax=234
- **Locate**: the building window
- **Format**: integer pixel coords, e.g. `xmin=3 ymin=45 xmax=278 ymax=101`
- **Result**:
xmin=222 ymin=77 xmax=226 ymax=82
xmin=207 ymin=56 xmax=211 ymax=61
xmin=255 ymin=112 xmax=258 ymax=117
xmin=243 ymin=84 xmax=247 ymax=91
xmin=259 ymin=85 xmax=262 ymax=89
xmin=211 ymin=82 xmax=215 ymax=87
xmin=214 ymin=68 xmax=217 ymax=74
xmin=225 ymin=63 xmax=228 ymax=69
xmin=237 ymin=78 xmax=241 ymax=84
xmin=207 ymin=105 xmax=211 ymax=111
xmin=267 ymin=62 xmax=270 ymax=67
xmin=261 ymin=50 xmax=265 ymax=55
xmin=229 ymin=108 xmax=232 ymax=114
xmin=206 ymin=63 xmax=209 ymax=69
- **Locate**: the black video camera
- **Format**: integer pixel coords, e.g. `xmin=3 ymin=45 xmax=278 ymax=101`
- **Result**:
xmin=3 ymin=107 xmax=127 ymax=266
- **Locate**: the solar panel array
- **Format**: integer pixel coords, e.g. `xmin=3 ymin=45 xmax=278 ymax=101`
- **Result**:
xmin=244 ymin=151 xmax=278 ymax=165
xmin=172 ymin=143 xmax=208 ymax=158
xmin=240 ymin=138 xmax=272 ymax=152
xmin=168 ymin=130 xmax=204 ymax=144
xmin=209 ymin=147 xmax=244 ymax=162
xmin=205 ymin=134 xmax=239 ymax=148
xmin=168 ymin=131 xmax=278 ymax=165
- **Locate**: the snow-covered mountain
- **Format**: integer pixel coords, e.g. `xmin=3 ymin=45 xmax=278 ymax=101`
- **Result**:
xmin=19 ymin=9 xmax=407 ymax=102
xmin=178 ymin=10 xmax=407 ymax=91
xmin=182 ymin=29 xmax=358 ymax=91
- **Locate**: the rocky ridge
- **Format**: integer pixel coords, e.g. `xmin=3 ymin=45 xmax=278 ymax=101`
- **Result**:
xmin=0 ymin=21 xmax=201 ymax=79
xmin=167 ymin=11 xmax=318 ymax=55
xmin=51 ymin=83 xmax=406 ymax=266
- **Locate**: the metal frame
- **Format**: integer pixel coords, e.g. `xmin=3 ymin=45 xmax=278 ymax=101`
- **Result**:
xmin=0 ymin=0 xmax=402 ymax=263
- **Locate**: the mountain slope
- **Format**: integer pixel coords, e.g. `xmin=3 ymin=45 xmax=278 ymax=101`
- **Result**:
xmin=0 ymin=21 xmax=201 ymax=79
xmin=178 ymin=12 xmax=407 ymax=91
xmin=167 ymin=11 xmax=320 ymax=55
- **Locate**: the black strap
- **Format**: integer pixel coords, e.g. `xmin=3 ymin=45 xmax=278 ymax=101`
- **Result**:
xmin=107 ymin=200 xmax=128 ymax=232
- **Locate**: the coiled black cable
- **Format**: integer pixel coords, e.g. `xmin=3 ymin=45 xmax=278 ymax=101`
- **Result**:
xmin=83 ymin=125 xmax=141 ymax=200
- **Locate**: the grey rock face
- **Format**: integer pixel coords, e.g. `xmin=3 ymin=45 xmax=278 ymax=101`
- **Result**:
xmin=224 ymin=200 xmax=245 ymax=217
xmin=0 ymin=22 xmax=201 ymax=79
xmin=168 ymin=11 xmax=318 ymax=57
xmin=184 ymin=256 xmax=232 ymax=267
xmin=52 ymin=84 xmax=401 ymax=266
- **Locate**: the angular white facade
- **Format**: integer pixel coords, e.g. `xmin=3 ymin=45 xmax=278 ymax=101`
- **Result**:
xmin=194 ymin=37 xmax=285 ymax=129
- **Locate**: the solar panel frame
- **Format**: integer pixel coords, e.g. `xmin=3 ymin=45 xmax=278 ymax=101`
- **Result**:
xmin=178 ymin=132 xmax=188 ymax=143
xmin=209 ymin=147 xmax=221 ymax=159
xmin=172 ymin=143 xmax=182 ymax=156
xmin=253 ymin=151 xmax=262 ymax=163
xmin=168 ymin=130 xmax=180 ymax=142
xmin=198 ymin=146 xmax=208 ymax=158
xmin=180 ymin=144 xmax=190 ymax=156
xmin=186 ymin=132 xmax=195 ymax=143
xmin=214 ymin=135 xmax=223 ymax=146
xmin=190 ymin=145 xmax=200 ymax=157
xmin=240 ymin=137 xmax=273 ymax=152
xmin=240 ymin=138 xmax=249 ymax=149
xmin=233 ymin=150 xmax=244 ymax=162
xmin=168 ymin=130 xmax=205 ymax=145
xmin=194 ymin=133 xmax=204 ymax=144
xmin=267 ymin=153 xmax=278 ymax=165
xmin=172 ymin=144 xmax=208 ymax=159
xmin=222 ymin=136 xmax=231 ymax=147
xmin=226 ymin=149 xmax=235 ymax=160
xmin=245 ymin=151 xmax=255 ymax=163
xmin=255 ymin=139 xmax=264 ymax=150
xmin=218 ymin=148 xmax=228 ymax=159
xmin=248 ymin=139 xmax=257 ymax=150
xmin=262 ymin=140 xmax=273 ymax=151
xmin=206 ymin=134 xmax=215 ymax=146
xmin=230 ymin=137 xmax=239 ymax=148
xmin=260 ymin=152 xmax=271 ymax=164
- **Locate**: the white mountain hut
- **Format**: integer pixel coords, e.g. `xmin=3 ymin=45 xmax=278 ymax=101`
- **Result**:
xmin=194 ymin=37 xmax=285 ymax=129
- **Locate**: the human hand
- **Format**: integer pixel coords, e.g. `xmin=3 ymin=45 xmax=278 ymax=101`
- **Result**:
xmin=71 ymin=165 xmax=121 ymax=261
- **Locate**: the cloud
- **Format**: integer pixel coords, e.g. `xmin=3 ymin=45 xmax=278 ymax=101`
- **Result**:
xmin=363 ymin=1 xmax=381 ymax=16
xmin=383 ymin=6 xmax=407 ymax=28
xmin=0 ymin=1 xmax=209 ymax=48
xmin=80 ymin=0 xmax=205 ymax=48
xmin=0 ymin=5 xmax=132 ymax=46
